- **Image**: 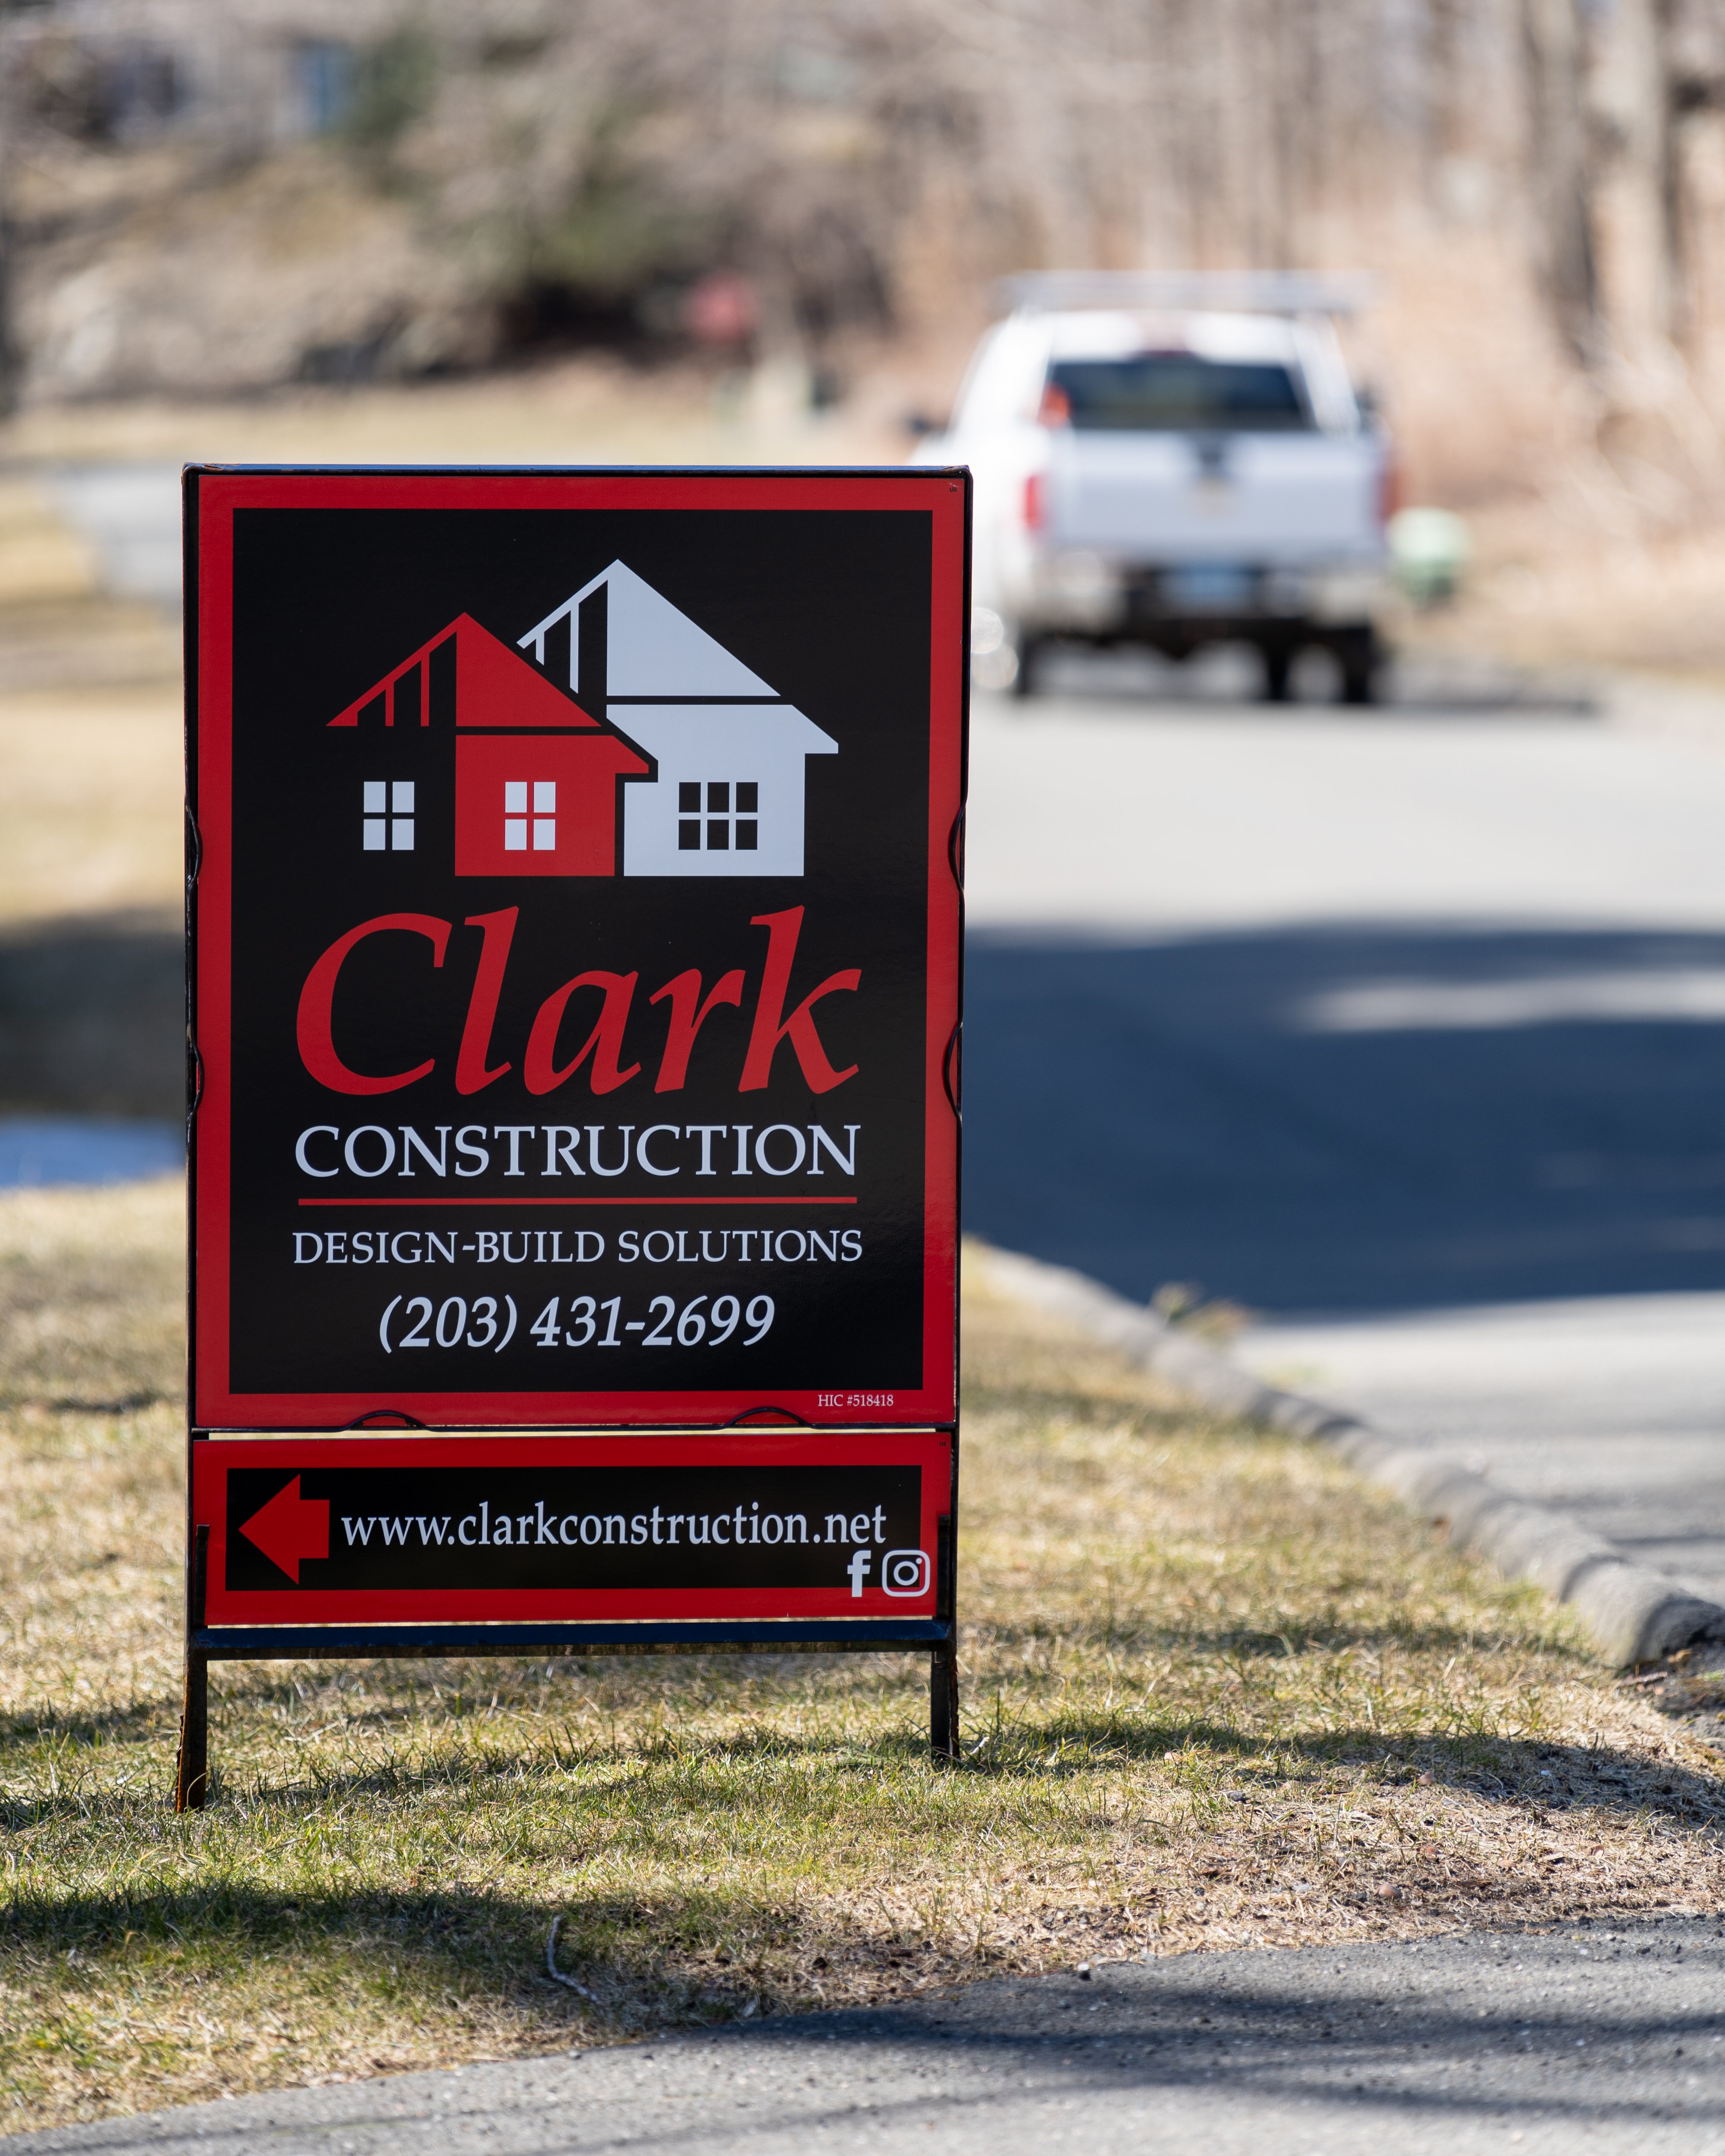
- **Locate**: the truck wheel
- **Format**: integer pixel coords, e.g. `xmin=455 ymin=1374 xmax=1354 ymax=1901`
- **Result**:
xmin=1012 ymin=633 xmax=1042 ymax=697
xmin=1338 ymin=631 xmax=1380 ymax=706
xmin=1260 ymin=647 xmax=1291 ymax=703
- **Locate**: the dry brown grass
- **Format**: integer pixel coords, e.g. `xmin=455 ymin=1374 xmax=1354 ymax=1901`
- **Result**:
xmin=1400 ymin=498 xmax=1725 ymax=682
xmin=0 ymin=482 xmax=184 ymax=1115
xmin=0 ymin=685 xmax=181 ymax=927
xmin=0 ymin=472 xmax=181 ymax=701
xmin=0 ymin=1179 xmax=184 ymax=1411
xmin=0 ymin=478 xmax=99 ymax=609
xmin=3 ymin=1195 xmax=1721 ymax=2130
xmin=0 ymin=470 xmax=180 ymax=926
xmin=0 ymin=352 xmax=906 ymax=473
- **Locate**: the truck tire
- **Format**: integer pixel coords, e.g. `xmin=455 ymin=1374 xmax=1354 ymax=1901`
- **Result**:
xmin=1337 ymin=630 xmax=1380 ymax=706
xmin=1011 ymin=632 xmax=1042 ymax=698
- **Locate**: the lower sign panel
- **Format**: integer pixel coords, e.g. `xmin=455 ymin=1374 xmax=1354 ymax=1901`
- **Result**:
xmin=195 ymin=1431 xmax=948 ymax=1625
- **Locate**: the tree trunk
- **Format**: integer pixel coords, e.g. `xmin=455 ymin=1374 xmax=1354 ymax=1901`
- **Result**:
xmin=0 ymin=37 xmax=16 ymax=420
xmin=1596 ymin=0 xmax=1686 ymax=358
xmin=1521 ymin=0 xmax=1600 ymax=365
xmin=0 ymin=221 xmax=16 ymax=421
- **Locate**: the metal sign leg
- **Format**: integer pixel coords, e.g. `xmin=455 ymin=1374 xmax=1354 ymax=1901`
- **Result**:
xmin=174 ymin=1651 xmax=208 ymax=1812
xmin=930 ymin=1638 xmax=959 ymax=1760
xmin=174 ymin=1522 xmax=209 ymax=1811
xmin=929 ymin=1494 xmax=959 ymax=1759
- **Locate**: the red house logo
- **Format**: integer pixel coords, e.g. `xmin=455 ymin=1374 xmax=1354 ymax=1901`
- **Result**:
xmin=329 ymin=613 xmax=649 ymax=877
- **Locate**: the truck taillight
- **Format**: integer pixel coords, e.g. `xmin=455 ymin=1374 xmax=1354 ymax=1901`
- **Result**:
xmin=1023 ymin=473 xmax=1045 ymax=530
xmin=1377 ymin=453 xmax=1404 ymax=528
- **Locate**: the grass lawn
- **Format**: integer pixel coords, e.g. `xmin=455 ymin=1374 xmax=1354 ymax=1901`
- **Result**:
xmin=3 ymin=1189 xmax=1721 ymax=2131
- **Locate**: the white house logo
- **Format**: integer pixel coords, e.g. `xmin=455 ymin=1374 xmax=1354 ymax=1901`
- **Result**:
xmin=329 ymin=561 xmax=837 ymax=878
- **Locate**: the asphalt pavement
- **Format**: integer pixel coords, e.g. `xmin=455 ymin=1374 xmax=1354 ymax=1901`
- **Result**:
xmin=962 ymin=648 xmax=1725 ymax=1604
xmin=10 ymin=1916 xmax=1722 ymax=2154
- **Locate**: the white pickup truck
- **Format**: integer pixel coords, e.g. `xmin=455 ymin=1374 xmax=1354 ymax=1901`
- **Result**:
xmin=916 ymin=273 xmax=1395 ymax=702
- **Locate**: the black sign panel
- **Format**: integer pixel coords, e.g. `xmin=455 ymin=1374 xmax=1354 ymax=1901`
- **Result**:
xmin=194 ymin=1432 xmax=948 ymax=1625
xmin=223 ymin=1466 xmax=923 ymax=1593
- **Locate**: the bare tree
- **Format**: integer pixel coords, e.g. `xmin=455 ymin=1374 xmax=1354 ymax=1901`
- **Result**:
xmin=4 ymin=0 xmax=1717 ymax=421
xmin=1596 ymin=0 xmax=1686 ymax=357
xmin=0 ymin=216 xmax=16 ymax=420
xmin=0 ymin=11 xmax=19 ymax=419
xmin=1521 ymin=0 xmax=1600 ymax=365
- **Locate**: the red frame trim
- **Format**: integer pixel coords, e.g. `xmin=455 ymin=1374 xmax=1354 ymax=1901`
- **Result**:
xmin=195 ymin=1429 xmax=949 ymax=1623
xmin=190 ymin=469 xmax=965 ymax=1430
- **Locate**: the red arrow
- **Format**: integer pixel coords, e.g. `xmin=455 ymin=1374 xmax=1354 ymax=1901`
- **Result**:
xmin=238 ymin=1476 xmax=329 ymax=1583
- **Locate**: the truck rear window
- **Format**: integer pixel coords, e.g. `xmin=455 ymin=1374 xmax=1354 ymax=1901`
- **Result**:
xmin=1047 ymin=355 xmax=1310 ymax=432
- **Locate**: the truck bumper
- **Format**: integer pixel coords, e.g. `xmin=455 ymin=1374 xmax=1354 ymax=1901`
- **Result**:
xmin=1017 ymin=555 xmax=1388 ymax=639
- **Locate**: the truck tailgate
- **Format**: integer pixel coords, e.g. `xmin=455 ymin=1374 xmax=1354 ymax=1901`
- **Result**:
xmin=1047 ymin=432 xmax=1381 ymax=564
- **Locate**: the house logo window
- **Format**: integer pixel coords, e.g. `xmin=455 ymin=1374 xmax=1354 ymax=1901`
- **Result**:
xmin=679 ymin=781 xmax=757 ymax=852
xmin=519 ymin=561 xmax=837 ymax=877
xmin=330 ymin=569 xmax=837 ymax=880
xmin=363 ymin=780 xmax=414 ymax=851
xmin=329 ymin=613 xmax=647 ymax=877
xmin=505 ymin=780 xmax=557 ymax=852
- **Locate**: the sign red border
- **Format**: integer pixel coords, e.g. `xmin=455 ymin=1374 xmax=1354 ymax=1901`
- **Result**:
xmin=194 ymin=1429 xmax=949 ymax=1625
xmin=188 ymin=468 xmax=967 ymax=1431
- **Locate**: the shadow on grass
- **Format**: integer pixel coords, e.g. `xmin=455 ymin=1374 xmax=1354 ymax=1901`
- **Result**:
xmin=960 ymin=1377 xmax=1221 ymax=1417
xmin=965 ymin=1613 xmax=1584 ymax=1658
xmin=951 ymin=1711 xmax=1725 ymax=1814
xmin=0 ymin=907 xmax=182 ymax=1117
xmin=0 ymin=1878 xmax=800 ymax=2035
xmin=41 ymin=1388 xmax=176 ymax=1414
xmin=4 ymin=1711 xmax=1720 ymax=1834
xmin=0 ymin=1697 xmax=178 ymax=1753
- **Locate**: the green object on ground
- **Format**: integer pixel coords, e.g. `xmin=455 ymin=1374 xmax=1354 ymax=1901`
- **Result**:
xmin=1388 ymin=507 xmax=1472 ymax=605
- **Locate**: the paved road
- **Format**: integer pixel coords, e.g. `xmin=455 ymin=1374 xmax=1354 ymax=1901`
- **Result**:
xmin=963 ymin=652 xmax=1725 ymax=1602
xmin=1238 ymin=1293 xmax=1725 ymax=1599
xmin=10 ymin=1915 xmax=1722 ymax=2154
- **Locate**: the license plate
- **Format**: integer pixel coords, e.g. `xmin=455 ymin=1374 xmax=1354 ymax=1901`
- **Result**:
xmin=1164 ymin=566 xmax=1255 ymax=612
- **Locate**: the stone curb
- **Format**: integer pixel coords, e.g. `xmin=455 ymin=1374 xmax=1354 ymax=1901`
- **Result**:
xmin=979 ymin=1243 xmax=1725 ymax=1668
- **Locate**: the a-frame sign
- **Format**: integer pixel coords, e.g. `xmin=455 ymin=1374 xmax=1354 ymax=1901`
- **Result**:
xmin=177 ymin=467 xmax=969 ymax=1807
